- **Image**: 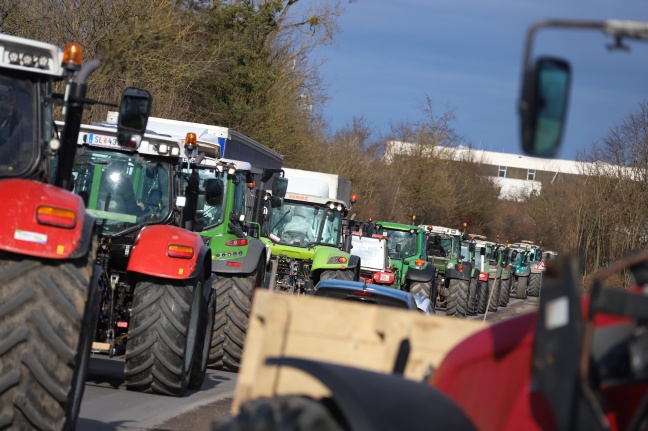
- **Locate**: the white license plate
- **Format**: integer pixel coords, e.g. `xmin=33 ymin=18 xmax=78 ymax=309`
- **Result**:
xmin=88 ymin=133 xmax=118 ymax=147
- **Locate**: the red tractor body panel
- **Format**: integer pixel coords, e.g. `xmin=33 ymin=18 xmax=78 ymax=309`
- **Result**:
xmin=127 ymin=224 xmax=205 ymax=280
xmin=432 ymin=299 xmax=648 ymax=431
xmin=0 ymin=178 xmax=87 ymax=259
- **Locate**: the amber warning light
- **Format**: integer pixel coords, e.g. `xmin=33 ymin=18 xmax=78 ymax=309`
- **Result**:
xmin=62 ymin=43 xmax=82 ymax=71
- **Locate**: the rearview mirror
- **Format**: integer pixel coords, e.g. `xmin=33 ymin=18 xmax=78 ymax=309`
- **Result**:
xmin=117 ymin=87 xmax=152 ymax=149
xmin=272 ymin=176 xmax=288 ymax=198
xmin=480 ymin=247 xmax=486 ymax=256
xmin=205 ymin=178 xmax=224 ymax=206
xmin=469 ymin=242 xmax=476 ymax=253
xmin=270 ymin=195 xmax=283 ymax=208
xmin=520 ymin=57 xmax=571 ymax=158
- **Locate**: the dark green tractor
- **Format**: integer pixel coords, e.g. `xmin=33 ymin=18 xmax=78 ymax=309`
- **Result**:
xmin=374 ymin=221 xmax=436 ymax=303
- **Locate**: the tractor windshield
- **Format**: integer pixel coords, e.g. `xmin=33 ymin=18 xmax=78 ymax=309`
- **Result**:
xmin=72 ymin=149 xmax=171 ymax=236
xmin=427 ymin=233 xmax=459 ymax=259
xmin=383 ymin=229 xmax=418 ymax=259
xmin=0 ymin=76 xmax=37 ymax=178
xmin=270 ymin=202 xmax=342 ymax=248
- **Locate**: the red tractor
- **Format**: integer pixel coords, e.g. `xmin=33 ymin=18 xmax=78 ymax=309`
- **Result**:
xmin=0 ymin=35 xmax=150 ymax=430
xmin=350 ymin=229 xmax=396 ymax=286
xmin=215 ymin=19 xmax=648 ymax=431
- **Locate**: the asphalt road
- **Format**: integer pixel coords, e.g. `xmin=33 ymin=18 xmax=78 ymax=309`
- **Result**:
xmin=78 ymin=293 xmax=539 ymax=430
xmin=78 ymin=356 xmax=236 ymax=431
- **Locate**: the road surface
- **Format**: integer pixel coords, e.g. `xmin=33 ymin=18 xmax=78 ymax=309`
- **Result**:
xmin=78 ymin=293 xmax=538 ymax=430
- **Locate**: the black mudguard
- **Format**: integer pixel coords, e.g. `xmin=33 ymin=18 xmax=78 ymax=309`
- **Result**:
xmin=405 ymin=264 xmax=436 ymax=283
xmin=445 ymin=263 xmax=472 ymax=282
xmin=266 ymin=357 xmax=477 ymax=431
xmin=70 ymin=213 xmax=96 ymax=259
xmin=211 ymin=237 xmax=266 ymax=275
xmin=348 ymin=255 xmax=361 ymax=280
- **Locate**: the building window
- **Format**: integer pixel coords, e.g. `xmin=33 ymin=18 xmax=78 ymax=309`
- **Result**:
xmin=498 ymin=166 xmax=507 ymax=178
xmin=527 ymin=169 xmax=536 ymax=181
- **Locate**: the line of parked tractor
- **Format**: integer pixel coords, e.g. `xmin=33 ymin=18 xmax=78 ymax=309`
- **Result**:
xmin=1 ymin=33 xmax=555 ymax=431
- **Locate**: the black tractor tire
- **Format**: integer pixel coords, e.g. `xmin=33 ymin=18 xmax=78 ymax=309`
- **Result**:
xmin=189 ymin=288 xmax=215 ymax=390
xmin=477 ymin=280 xmax=488 ymax=315
xmin=430 ymin=279 xmax=438 ymax=312
xmin=487 ymin=278 xmax=500 ymax=313
xmin=528 ymin=273 xmax=542 ymax=297
xmin=320 ymin=269 xmax=354 ymax=282
xmin=0 ymin=246 xmax=96 ymax=431
xmin=209 ymin=259 xmax=265 ymax=372
xmin=409 ymin=281 xmax=432 ymax=298
xmin=467 ymin=278 xmax=479 ymax=315
xmin=498 ymin=277 xmax=511 ymax=307
xmin=124 ymin=274 xmax=203 ymax=397
xmin=445 ymin=278 xmax=469 ymax=318
xmin=515 ymin=276 xmax=528 ymax=299
xmin=213 ymin=395 xmax=345 ymax=431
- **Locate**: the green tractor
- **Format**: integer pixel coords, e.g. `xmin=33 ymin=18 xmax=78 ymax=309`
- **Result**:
xmin=472 ymin=240 xmax=514 ymax=314
xmin=510 ymin=246 xmax=532 ymax=299
xmin=374 ymin=221 xmax=436 ymax=301
xmin=495 ymin=244 xmax=513 ymax=308
xmin=141 ymin=116 xmax=288 ymax=372
xmin=526 ymin=243 xmax=547 ymax=297
xmin=468 ymin=240 xmax=495 ymax=316
xmin=421 ymin=225 xmax=471 ymax=317
xmin=264 ymin=169 xmax=361 ymax=293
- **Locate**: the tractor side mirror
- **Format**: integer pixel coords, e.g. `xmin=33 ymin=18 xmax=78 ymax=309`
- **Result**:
xmin=469 ymin=242 xmax=476 ymax=253
xmin=270 ymin=195 xmax=283 ymax=208
xmin=272 ymin=176 xmax=288 ymax=198
xmin=205 ymin=178 xmax=224 ymax=206
xmin=480 ymin=247 xmax=486 ymax=256
xmin=520 ymin=56 xmax=571 ymax=158
xmin=117 ymin=87 xmax=152 ymax=149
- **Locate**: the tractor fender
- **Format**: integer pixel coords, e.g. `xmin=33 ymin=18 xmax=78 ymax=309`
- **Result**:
xmin=488 ymin=265 xmax=503 ymax=279
xmin=445 ymin=263 xmax=472 ymax=282
xmin=127 ymin=225 xmax=209 ymax=280
xmin=0 ymin=179 xmax=91 ymax=259
xmin=529 ymin=262 xmax=546 ymax=274
xmin=405 ymin=264 xmax=436 ymax=283
xmin=211 ymin=237 xmax=266 ymax=276
xmin=266 ymin=357 xmax=477 ymax=431
xmin=69 ymin=213 xmax=96 ymax=259
xmin=311 ymin=247 xmax=353 ymax=271
xmin=348 ymin=254 xmax=361 ymax=278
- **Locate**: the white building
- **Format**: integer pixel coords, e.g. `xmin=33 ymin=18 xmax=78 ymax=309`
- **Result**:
xmin=384 ymin=141 xmax=587 ymax=201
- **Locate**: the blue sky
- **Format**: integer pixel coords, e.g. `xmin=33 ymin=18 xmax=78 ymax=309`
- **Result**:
xmin=316 ymin=1 xmax=648 ymax=160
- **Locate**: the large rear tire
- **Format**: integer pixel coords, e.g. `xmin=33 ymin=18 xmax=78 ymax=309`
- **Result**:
xmin=445 ymin=278 xmax=468 ymax=318
xmin=528 ymin=273 xmax=542 ymax=297
xmin=515 ymin=276 xmax=528 ymax=299
xmin=409 ymin=281 xmax=432 ymax=298
xmin=467 ymin=278 xmax=479 ymax=315
xmin=487 ymin=278 xmax=500 ymax=313
xmin=189 ymin=287 xmax=215 ymax=390
xmin=320 ymin=269 xmax=354 ymax=282
xmin=477 ymin=280 xmax=488 ymax=314
xmin=209 ymin=259 xmax=265 ymax=372
xmin=124 ymin=274 xmax=203 ymax=397
xmin=214 ymin=395 xmax=345 ymax=431
xmin=0 ymin=246 xmax=96 ymax=431
xmin=498 ymin=277 xmax=510 ymax=307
